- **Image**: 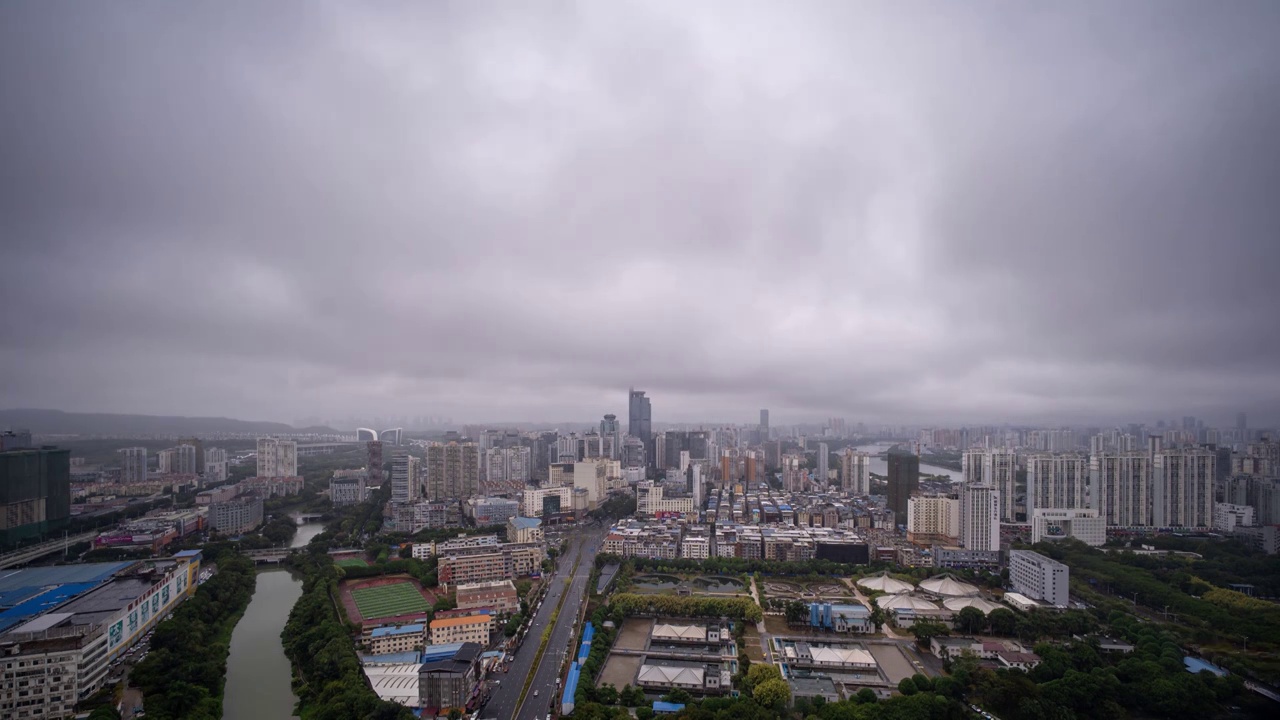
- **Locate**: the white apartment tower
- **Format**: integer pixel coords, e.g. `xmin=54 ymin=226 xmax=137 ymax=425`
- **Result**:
xmin=840 ymin=449 xmax=871 ymax=495
xmin=817 ymin=443 xmax=829 ymax=485
xmin=1153 ymin=448 xmax=1215 ymax=529
xmin=391 ymin=451 xmax=420 ymax=504
xmin=960 ymin=482 xmax=1001 ymax=552
xmin=1026 ymin=453 xmax=1089 ymax=516
xmin=963 ymin=448 xmax=1019 ymax=522
xmin=1091 ymin=451 xmax=1151 ymax=527
xmin=256 ymin=438 xmax=298 ymax=477
xmin=907 ymin=495 xmax=961 ymax=544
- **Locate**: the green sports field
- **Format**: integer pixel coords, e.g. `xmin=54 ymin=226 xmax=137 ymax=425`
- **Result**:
xmin=336 ymin=557 xmax=369 ymax=568
xmin=351 ymin=582 xmax=430 ymax=619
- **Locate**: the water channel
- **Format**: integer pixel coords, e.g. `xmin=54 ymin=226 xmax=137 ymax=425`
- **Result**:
xmin=855 ymin=443 xmax=961 ymax=481
xmin=221 ymin=520 xmax=324 ymax=720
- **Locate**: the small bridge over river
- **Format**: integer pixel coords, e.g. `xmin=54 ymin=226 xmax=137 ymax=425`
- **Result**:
xmin=245 ymin=547 xmax=300 ymax=564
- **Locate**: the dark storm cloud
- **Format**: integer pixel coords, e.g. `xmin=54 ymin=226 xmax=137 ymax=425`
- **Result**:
xmin=2 ymin=0 xmax=1278 ymax=426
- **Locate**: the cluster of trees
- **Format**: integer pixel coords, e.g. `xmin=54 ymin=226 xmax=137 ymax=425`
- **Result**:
xmin=1036 ymin=539 xmax=1280 ymax=655
xmin=281 ymin=549 xmax=415 ymax=720
xmin=129 ymin=548 xmax=257 ymax=720
xmin=607 ymin=593 xmax=763 ymax=622
xmin=742 ymin=664 xmax=791 ymax=708
xmin=236 ymin=514 xmax=299 ymax=549
xmin=950 ymin=620 xmax=1248 ymax=720
xmin=590 ymin=494 xmax=638 ymax=520
xmin=575 ymin=615 xmax=620 ymax=705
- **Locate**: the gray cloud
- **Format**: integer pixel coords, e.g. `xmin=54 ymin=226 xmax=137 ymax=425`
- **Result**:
xmin=2 ymin=0 xmax=1279 ymax=426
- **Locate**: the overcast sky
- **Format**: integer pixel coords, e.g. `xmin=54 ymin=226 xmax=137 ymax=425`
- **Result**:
xmin=2 ymin=1 xmax=1279 ymax=427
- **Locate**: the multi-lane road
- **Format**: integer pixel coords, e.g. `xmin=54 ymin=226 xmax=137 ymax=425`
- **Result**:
xmin=481 ymin=524 xmax=606 ymax=720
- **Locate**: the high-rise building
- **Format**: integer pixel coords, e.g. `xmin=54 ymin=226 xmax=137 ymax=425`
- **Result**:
xmin=817 ymin=443 xmax=829 ymax=485
xmin=391 ymin=451 xmax=420 ymax=504
xmin=907 ymin=495 xmax=960 ymax=545
xmin=367 ymin=441 xmax=384 ymax=488
xmin=0 ymin=445 xmax=72 ymax=545
xmin=1091 ymin=451 xmax=1151 ymax=527
xmin=1236 ymin=412 xmax=1247 ymax=432
xmin=886 ymin=450 xmax=919 ymax=527
xmin=176 ymin=437 xmax=204 ymax=473
xmin=485 ymin=446 xmax=531 ymax=489
xmin=963 ymin=449 xmax=1019 ymax=522
xmin=426 ymin=442 xmax=480 ymax=501
xmin=1153 ymin=448 xmax=1215 ymax=528
xmin=1026 ymin=453 xmax=1089 ymax=516
xmin=204 ymin=447 xmax=228 ymax=485
xmin=119 ymin=447 xmax=148 ymax=484
xmin=158 ymin=444 xmax=197 ymax=475
xmin=759 ymin=409 xmax=769 ymax=435
xmin=839 ymin=449 xmax=870 ymax=495
xmin=628 ymin=388 xmax=652 ymax=442
xmin=256 ymin=438 xmax=297 ymax=478
xmin=601 ymin=414 xmax=622 ymax=460
xmin=622 ymin=437 xmax=646 ymax=469
xmin=960 ymin=482 xmax=1001 ymax=552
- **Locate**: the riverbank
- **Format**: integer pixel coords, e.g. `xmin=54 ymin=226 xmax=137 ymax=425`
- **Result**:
xmin=280 ymin=550 xmax=415 ymax=720
xmin=220 ymin=522 xmax=322 ymax=720
xmin=129 ymin=548 xmax=257 ymax=720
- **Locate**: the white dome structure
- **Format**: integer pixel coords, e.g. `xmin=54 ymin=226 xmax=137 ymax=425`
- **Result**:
xmin=877 ymin=593 xmax=940 ymax=612
xmin=943 ymin=596 xmax=1003 ymax=614
xmin=857 ymin=573 xmax=915 ymax=595
xmin=919 ymin=574 xmax=980 ymax=598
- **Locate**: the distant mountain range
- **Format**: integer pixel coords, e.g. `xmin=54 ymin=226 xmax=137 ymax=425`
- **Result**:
xmin=0 ymin=409 xmax=339 ymax=436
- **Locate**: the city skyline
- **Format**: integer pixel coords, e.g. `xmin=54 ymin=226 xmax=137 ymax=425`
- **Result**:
xmin=2 ymin=2 xmax=1279 ymax=426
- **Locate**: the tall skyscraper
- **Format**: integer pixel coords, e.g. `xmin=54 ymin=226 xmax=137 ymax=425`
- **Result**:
xmin=119 ymin=446 xmax=148 ymax=484
xmin=817 ymin=442 xmax=829 ymax=485
xmin=886 ymin=450 xmax=920 ymax=527
xmin=1153 ymin=448 xmax=1215 ymax=528
xmin=1026 ymin=453 xmax=1089 ymax=517
xmin=1237 ymin=412 xmax=1247 ymax=432
xmin=256 ymin=438 xmax=297 ymax=477
xmin=961 ymin=482 xmax=1001 ymax=552
xmin=963 ymin=449 xmax=1019 ymax=522
xmin=759 ymin=409 xmax=769 ymax=434
xmin=601 ymin=414 xmax=622 ymax=459
xmin=391 ymin=451 xmax=419 ymax=504
xmin=628 ymin=388 xmax=652 ymax=442
xmin=1090 ymin=451 xmax=1150 ymax=527
xmin=840 ymin=448 xmax=870 ymax=495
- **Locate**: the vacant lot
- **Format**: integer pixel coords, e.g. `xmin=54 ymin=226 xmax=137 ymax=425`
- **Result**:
xmin=615 ymin=618 xmax=654 ymax=651
xmin=351 ymin=582 xmax=432 ymax=620
xmin=868 ymin=644 xmax=918 ymax=684
xmin=598 ymin=655 xmax=643 ymax=690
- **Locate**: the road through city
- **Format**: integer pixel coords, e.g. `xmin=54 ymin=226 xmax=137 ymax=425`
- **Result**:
xmin=481 ymin=524 xmax=606 ymax=720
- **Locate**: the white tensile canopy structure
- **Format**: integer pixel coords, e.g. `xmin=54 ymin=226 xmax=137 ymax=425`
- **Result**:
xmin=919 ymin=574 xmax=980 ymax=597
xmin=942 ymin=596 xmax=1003 ymax=614
xmin=856 ymin=572 xmax=915 ymax=595
xmin=877 ymin=593 xmax=940 ymax=611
